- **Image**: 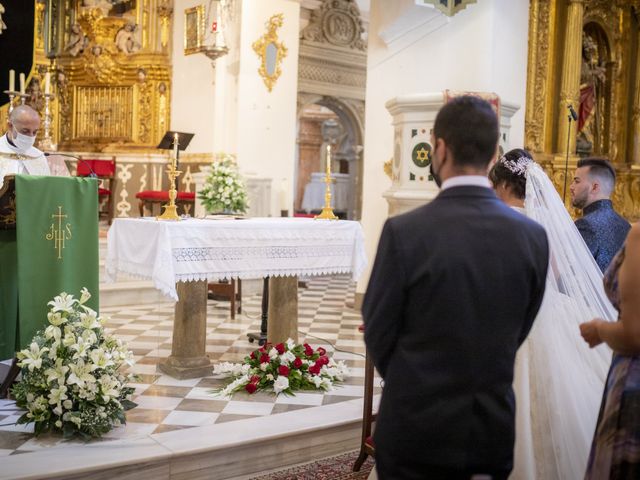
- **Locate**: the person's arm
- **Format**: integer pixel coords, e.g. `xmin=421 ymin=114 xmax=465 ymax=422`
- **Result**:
xmin=581 ymin=224 xmax=640 ymax=354
xmin=362 ymin=220 xmax=406 ymax=378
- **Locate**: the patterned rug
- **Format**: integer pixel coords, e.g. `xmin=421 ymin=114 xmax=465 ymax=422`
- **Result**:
xmin=249 ymin=451 xmax=374 ymax=480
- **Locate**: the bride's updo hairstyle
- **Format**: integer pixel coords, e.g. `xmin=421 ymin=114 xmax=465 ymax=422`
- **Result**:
xmin=489 ymin=148 xmax=534 ymax=200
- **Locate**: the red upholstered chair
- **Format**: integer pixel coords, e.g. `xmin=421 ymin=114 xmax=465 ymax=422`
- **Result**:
xmin=77 ymin=157 xmax=117 ymax=225
xmin=135 ymin=190 xmax=196 ymax=217
xmin=353 ymin=323 xmax=377 ymax=471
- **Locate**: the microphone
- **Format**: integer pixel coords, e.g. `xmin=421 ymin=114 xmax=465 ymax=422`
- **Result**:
xmin=44 ymin=152 xmax=98 ymax=178
xmin=568 ymin=104 xmax=578 ymax=122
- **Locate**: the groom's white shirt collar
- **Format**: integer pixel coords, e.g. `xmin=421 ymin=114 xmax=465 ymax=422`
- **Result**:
xmin=441 ymin=175 xmax=491 ymax=191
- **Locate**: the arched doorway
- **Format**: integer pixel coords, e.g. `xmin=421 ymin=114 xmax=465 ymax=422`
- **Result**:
xmin=295 ymin=95 xmax=364 ymax=220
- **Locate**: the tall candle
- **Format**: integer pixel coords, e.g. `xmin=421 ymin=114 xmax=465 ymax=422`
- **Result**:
xmin=44 ymin=72 xmax=50 ymax=95
xmin=326 ymin=144 xmax=332 ymax=175
xmin=19 ymin=73 xmax=25 ymax=94
xmin=9 ymin=69 xmax=15 ymax=91
xmin=172 ymin=132 xmax=179 ymax=167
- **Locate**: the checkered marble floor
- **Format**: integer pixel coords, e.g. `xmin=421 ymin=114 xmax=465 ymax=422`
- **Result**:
xmin=0 ymin=275 xmax=380 ymax=456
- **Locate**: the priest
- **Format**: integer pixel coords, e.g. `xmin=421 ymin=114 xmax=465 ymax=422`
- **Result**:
xmin=0 ymin=105 xmax=52 ymax=185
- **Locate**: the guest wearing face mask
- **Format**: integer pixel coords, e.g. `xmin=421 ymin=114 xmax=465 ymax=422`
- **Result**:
xmin=0 ymin=105 xmax=51 ymax=179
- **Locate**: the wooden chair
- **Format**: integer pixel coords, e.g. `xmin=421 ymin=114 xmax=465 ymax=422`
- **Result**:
xmin=353 ymin=324 xmax=377 ymax=471
xmin=136 ymin=190 xmax=195 ymax=217
xmin=208 ymin=278 xmax=242 ymax=319
xmin=77 ymin=157 xmax=117 ymax=224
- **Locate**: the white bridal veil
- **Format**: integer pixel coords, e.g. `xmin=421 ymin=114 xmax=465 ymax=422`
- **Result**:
xmin=517 ymin=162 xmax=615 ymax=479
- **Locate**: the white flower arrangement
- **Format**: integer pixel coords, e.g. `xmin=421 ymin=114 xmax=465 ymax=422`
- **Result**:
xmin=11 ymin=288 xmax=136 ymax=438
xmin=198 ymin=153 xmax=248 ymax=215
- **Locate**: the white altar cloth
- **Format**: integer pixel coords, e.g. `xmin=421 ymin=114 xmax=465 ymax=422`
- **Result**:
xmin=106 ymin=217 xmax=367 ymax=300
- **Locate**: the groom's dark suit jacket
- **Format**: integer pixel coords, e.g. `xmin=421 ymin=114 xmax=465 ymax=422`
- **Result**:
xmin=363 ymin=185 xmax=549 ymax=476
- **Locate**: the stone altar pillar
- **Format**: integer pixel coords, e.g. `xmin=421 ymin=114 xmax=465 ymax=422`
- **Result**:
xmin=159 ymin=280 xmax=212 ymax=379
xmin=267 ymin=276 xmax=298 ymax=344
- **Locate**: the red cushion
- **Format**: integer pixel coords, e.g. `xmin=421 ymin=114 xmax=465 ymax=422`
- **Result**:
xmin=77 ymin=159 xmax=116 ymax=177
xmin=294 ymin=213 xmax=315 ymax=218
xmin=136 ymin=190 xmax=195 ymax=201
xmin=98 ymin=188 xmax=110 ymax=196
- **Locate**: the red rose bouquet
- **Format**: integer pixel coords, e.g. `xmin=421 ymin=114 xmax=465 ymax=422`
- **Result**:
xmin=212 ymin=339 xmax=349 ymax=396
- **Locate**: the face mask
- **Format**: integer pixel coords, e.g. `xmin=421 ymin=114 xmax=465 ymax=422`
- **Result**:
xmin=11 ymin=128 xmax=36 ymax=153
xmin=429 ymin=142 xmax=443 ymax=188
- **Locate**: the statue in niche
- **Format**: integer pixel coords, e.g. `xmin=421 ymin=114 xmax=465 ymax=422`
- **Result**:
xmin=115 ymin=23 xmax=141 ymax=54
xmin=577 ymin=34 xmax=607 ymax=156
xmin=0 ymin=3 xmax=7 ymax=35
xmin=65 ymin=24 xmax=88 ymax=57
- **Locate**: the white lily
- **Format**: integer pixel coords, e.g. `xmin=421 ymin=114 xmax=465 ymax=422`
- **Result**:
xmin=44 ymin=358 xmax=69 ymax=384
xmin=44 ymin=325 xmax=62 ymax=342
xmin=81 ymin=329 xmax=98 ymax=346
xmin=99 ymin=375 xmax=120 ymax=402
xmin=79 ymin=287 xmax=91 ymax=305
xmin=79 ymin=311 xmax=100 ymax=330
xmin=17 ymin=342 xmax=49 ymax=372
xmin=268 ymin=347 xmax=278 ymax=359
xmin=47 ymin=311 xmax=67 ymax=326
xmin=47 ymin=292 xmax=76 ymax=313
xmin=71 ymin=337 xmax=91 ymax=360
xmin=67 ymin=359 xmax=97 ymax=388
xmin=62 ymin=331 xmax=76 ymax=348
xmin=90 ymin=348 xmax=114 ymax=369
xmin=286 ymin=338 xmax=295 ymax=350
xmin=48 ymin=385 xmax=68 ymax=407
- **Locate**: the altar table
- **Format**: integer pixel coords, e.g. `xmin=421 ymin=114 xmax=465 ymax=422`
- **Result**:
xmin=106 ymin=217 xmax=367 ymax=378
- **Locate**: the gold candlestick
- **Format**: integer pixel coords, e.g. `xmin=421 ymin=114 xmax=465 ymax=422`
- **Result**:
xmin=315 ymin=144 xmax=338 ymax=220
xmin=157 ymin=134 xmax=182 ymax=221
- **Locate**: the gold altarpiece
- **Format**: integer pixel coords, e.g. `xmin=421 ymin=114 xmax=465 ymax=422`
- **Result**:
xmin=1 ymin=0 xmax=173 ymax=152
xmin=526 ymin=0 xmax=640 ymax=220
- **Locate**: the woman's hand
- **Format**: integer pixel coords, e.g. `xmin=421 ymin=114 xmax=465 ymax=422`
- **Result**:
xmin=580 ymin=319 xmax=604 ymax=348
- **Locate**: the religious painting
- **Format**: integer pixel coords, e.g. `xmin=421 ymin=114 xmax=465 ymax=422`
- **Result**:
xmin=184 ymin=5 xmax=205 ymax=55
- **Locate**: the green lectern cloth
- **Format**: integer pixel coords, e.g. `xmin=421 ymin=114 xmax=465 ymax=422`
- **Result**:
xmin=0 ymin=175 xmax=99 ymax=359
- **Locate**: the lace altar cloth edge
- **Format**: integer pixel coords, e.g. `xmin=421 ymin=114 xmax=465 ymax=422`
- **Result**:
xmin=105 ymin=217 xmax=368 ymax=300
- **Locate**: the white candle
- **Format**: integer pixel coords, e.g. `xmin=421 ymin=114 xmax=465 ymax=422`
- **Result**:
xmin=44 ymin=72 xmax=50 ymax=95
xmin=9 ymin=69 xmax=15 ymax=92
xmin=326 ymin=144 xmax=332 ymax=175
xmin=19 ymin=73 xmax=25 ymax=94
xmin=172 ymin=132 xmax=179 ymax=167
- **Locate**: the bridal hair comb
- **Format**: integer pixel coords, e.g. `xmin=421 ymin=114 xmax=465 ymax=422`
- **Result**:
xmin=499 ymin=155 xmax=531 ymax=176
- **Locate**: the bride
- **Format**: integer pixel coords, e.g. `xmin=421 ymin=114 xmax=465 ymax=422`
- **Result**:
xmin=489 ymin=149 xmax=615 ymax=479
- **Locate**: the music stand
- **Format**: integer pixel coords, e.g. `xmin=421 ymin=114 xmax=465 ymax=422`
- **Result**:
xmin=157 ymin=131 xmax=195 ymax=168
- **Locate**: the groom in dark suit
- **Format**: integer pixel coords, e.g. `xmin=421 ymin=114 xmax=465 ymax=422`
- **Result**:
xmin=363 ymin=96 xmax=549 ymax=480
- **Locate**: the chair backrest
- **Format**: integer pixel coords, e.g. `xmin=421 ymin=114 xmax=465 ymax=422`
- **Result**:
xmin=77 ymin=158 xmax=116 ymax=178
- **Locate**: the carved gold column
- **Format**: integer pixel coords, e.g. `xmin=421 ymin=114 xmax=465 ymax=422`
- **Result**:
xmin=632 ymin=27 xmax=640 ymax=164
xmin=557 ymin=0 xmax=584 ymax=155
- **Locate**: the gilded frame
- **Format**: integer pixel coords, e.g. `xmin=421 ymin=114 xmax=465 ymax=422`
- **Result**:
xmin=252 ymin=13 xmax=287 ymax=92
xmin=184 ymin=5 xmax=206 ymax=55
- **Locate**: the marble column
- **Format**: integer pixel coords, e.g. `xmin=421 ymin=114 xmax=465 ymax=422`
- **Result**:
xmin=557 ymin=0 xmax=584 ymax=155
xmin=159 ymin=280 xmax=212 ymax=379
xmin=267 ymin=276 xmax=299 ymax=344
